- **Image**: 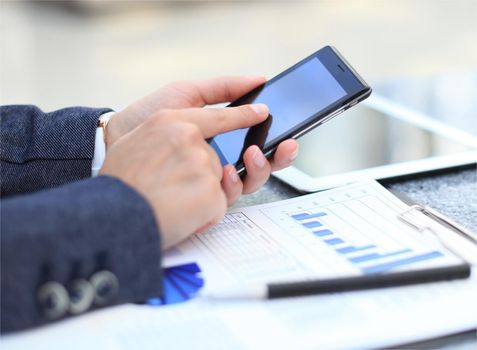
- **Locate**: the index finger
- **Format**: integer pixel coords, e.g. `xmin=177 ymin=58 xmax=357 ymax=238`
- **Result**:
xmin=166 ymin=76 xmax=267 ymax=107
xmin=167 ymin=104 xmax=270 ymax=138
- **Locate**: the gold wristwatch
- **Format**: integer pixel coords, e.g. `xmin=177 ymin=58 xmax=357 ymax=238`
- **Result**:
xmin=97 ymin=112 xmax=114 ymax=145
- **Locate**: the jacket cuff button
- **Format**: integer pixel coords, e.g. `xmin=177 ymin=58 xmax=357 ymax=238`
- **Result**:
xmin=37 ymin=281 xmax=69 ymax=320
xmin=90 ymin=270 xmax=119 ymax=306
xmin=68 ymin=279 xmax=95 ymax=315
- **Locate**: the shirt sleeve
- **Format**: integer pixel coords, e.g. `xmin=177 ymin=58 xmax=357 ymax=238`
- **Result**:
xmin=91 ymin=112 xmax=115 ymax=177
xmin=1 ymin=105 xmax=112 ymax=196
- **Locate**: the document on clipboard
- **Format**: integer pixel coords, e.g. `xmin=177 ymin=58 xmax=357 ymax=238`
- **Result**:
xmin=164 ymin=180 xmax=477 ymax=294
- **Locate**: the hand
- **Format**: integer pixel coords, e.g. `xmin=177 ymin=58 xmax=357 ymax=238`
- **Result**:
xmin=106 ymin=76 xmax=269 ymax=144
xmin=106 ymin=77 xmax=299 ymax=204
xmin=99 ymin=104 xmax=269 ymax=249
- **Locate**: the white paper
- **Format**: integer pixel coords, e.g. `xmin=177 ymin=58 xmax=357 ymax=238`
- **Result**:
xmin=3 ymin=180 xmax=477 ymax=349
xmin=165 ymin=180 xmax=471 ymax=287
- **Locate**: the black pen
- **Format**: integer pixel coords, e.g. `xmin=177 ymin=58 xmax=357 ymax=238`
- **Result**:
xmin=199 ymin=264 xmax=471 ymax=300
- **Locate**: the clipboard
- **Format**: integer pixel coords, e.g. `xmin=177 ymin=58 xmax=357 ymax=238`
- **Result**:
xmin=392 ymin=190 xmax=477 ymax=265
xmin=196 ymin=184 xmax=477 ymax=300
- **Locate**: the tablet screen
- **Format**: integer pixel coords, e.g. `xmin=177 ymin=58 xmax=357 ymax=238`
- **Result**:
xmin=293 ymin=104 xmax=472 ymax=178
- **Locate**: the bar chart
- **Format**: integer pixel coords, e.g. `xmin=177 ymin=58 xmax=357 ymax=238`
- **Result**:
xmin=170 ymin=181 xmax=461 ymax=289
xmin=288 ymin=203 xmax=445 ymax=274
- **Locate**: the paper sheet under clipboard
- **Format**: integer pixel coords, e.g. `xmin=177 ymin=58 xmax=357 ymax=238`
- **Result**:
xmin=2 ymin=180 xmax=477 ymax=350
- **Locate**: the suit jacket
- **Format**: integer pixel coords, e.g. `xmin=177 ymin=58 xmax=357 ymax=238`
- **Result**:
xmin=0 ymin=105 xmax=163 ymax=333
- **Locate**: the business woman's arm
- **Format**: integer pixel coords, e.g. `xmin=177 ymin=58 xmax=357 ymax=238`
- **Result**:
xmin=0 ymin=175 xmax=162 ymax=333
xmin=0 ymin=105 xmax=111 ymax=197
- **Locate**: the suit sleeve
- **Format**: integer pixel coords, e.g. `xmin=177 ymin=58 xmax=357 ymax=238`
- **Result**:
xmin=0 ymin=105 xmax=112 ymax=196
xmin=0 ymin=175 xmax=163 ymax=333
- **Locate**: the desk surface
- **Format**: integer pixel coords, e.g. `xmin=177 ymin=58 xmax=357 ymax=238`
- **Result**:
xmin=235 ymin=166 xmax=477 ymax=349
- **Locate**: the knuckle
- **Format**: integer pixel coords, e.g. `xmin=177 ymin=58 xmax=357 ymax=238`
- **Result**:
xmin=163 ymin=81 xmax=198 ymax=105
xmin=171 ymin=122 xmax=201 ymax=145
xmin=189 ymin=148 xmax=210 ymax=168
xmin=222 ymin=81 xmax=234 ymax=103
xmin=182 ymin=122 xmax=202 ymax=139
xmin=240 ymin=105 xmax=256 ymax=120
xmin=213 ymin=108 xmax=227 ymax=125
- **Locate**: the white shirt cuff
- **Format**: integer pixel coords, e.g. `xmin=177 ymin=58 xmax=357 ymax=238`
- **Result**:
xmin=92 ymin=112 xmax=115 ymax=177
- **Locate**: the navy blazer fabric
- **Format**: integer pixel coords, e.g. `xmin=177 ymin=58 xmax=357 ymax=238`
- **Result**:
xmin=0 ymin=105 xmax=163 ymax=333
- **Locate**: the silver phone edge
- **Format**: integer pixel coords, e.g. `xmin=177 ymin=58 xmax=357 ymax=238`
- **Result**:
xmin=235 ymin=92 xmax=370 ymax=175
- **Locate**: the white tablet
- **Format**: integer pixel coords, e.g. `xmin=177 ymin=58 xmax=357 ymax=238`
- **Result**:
xmin=273 ymin=94 xmax=477 ymax=192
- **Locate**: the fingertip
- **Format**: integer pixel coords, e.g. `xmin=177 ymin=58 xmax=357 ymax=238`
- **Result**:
xmin=250 ymin=103 xmax=269 ymax=118
xmin=270 ymin=139 xmax=300 ymax=171
xmin=244 ymin=75 xmax=267 ymax=83
xmin=221 ymin=164 xmax=243 ymax=206
xmin=252 ymin=76 xmax=267 ymax=85
xmin=285 ymin=139 xmax=299 ymax=161
xmin=242 ymin=146 xmax=271 ymax=194
xmin=226 ymin=164 xmax=240 ymax=184
xmin=248 ymin=145 xmax=268 ymax=169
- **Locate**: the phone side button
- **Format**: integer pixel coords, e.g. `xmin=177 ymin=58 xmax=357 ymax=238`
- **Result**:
xmin=321 ymin=109 xmax=344 ymax=124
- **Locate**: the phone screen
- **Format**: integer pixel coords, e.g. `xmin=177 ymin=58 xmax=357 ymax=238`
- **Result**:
xmin=209 ymin=47 xmax=370 ymax=169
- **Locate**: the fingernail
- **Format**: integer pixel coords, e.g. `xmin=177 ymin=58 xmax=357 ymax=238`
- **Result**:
xmin=251 ymin=103 xmax=268 ymax=116
xmin=289 ymin=146 xmax=299 ymax=162
xmin=229 ymin=167 xmax=239 ymax=184
xmin=253 ymin=147 xmax=267 ymax=168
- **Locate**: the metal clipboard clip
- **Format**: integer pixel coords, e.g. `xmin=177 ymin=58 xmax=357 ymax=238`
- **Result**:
xmin=398 ymin=204 xmax=477 ymax=263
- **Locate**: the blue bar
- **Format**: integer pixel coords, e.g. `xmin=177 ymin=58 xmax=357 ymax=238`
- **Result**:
xmin=362 ymin=251 xmax=444 ymax=274
xmin=349 ymin=249 xmax=412 ymax=263
xmin=303 ymin=221 xmax=323 ymax=229
xmin=313 ymin=229 xmax=333 ymax=237
xmin=324 ymin=238 xmax=345 ymax=245
xmin=336 ymin=245 xmax=376 ymax=254
xmin=291 ymin=212 xmax=327 ymax=221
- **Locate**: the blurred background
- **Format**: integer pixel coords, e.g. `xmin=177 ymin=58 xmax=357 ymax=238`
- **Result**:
xmin=0 ymin=0 xmax=476 ymax=112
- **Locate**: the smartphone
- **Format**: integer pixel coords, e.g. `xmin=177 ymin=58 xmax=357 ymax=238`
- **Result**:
xmin=209 ymin=46 xmax=372 ymax=174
